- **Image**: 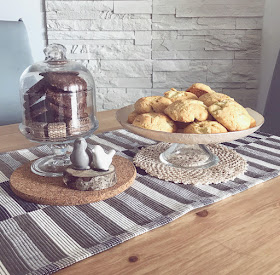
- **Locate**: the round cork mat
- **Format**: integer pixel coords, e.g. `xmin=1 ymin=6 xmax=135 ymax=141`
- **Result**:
xmin=10 ymin=156 xmax=136 ymax=206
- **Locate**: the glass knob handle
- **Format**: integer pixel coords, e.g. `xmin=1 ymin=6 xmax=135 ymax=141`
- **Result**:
xmin=44 ymin=43 xmax=67 ymax=62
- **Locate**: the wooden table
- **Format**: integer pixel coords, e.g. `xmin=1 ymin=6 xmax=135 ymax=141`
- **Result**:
xmin=1 ymin=110 xmax=280 ymax=274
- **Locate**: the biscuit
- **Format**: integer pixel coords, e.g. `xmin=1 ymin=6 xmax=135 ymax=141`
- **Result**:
xmin=164 ymin=99 xmax=209 ymax=123
xmin=132 ymin=113 xmax=177 ymax=133
xmin=134 ymin=96 xmax=172 ymax=114
xmin=48 ymin=122 xmax=67 ymax=139
xmin=186 ymin=83 xmax=215 ymax=98
xmin=33 ymin=111 xmax=62 ymax=123
xmin=164 ymin=88 xmax=198 ymax=102
xmin=250 ymin=116 xmax=256 ymax=128
xmin=183 ymin=121 xmax=228 ymax=134
xmin=23 ymin=78 xmax=47 ymax=107
xmin=28 ymin=122 xmax=48 ymax=139
xmin=46 ymin=89 xmax=87 ymax=110
xmin=25 ymin=100 xmax=48 ymax=120
xmin=48 ymin=102 xmax=88 ymax=119
xmin=127 ymin=111 xmax=139 ymax=124
xmin=40 ymin=71 xmax=87 ymax=92
xmin=208 ymin=100 xmax=252 ymax=131
xmin=67 ymin=117 xmax=91 ymax=136
xmin=198 ymin=92 xmax=234 ymax=107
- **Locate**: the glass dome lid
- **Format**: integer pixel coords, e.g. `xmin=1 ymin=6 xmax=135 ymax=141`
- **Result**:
xmin=19 ymin=44 xmax=99 ymax=177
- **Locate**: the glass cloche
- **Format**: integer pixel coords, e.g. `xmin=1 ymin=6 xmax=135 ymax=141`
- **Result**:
xmin=19 ymin=44 xmax=99 ymax=177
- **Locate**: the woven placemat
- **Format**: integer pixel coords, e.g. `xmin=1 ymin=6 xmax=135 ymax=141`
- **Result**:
xmin=133 ymin=143 xmax=247 ymax=185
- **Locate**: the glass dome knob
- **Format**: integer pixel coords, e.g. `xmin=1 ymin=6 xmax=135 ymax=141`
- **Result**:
xmin=44 ymin=44 xmax=67 ymax=62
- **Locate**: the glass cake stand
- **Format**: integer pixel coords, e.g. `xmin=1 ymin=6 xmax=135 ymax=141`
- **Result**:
xmin=116 ymin=105 xmax=265 ymax=169
xmin=19 ymin=44 xmax=99 ymax=177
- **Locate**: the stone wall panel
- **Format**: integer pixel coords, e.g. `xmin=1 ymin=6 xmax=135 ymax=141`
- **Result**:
xmin=46 ymin=0 xmax=264 ymax=110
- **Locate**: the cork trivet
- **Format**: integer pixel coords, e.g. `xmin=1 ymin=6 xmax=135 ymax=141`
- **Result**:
xmin=10 ymin=156 xmax=136 ymax=206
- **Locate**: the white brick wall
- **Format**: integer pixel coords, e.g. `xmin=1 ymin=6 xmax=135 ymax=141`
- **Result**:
xmin=45 ymin=0 xmax=265 ymax=110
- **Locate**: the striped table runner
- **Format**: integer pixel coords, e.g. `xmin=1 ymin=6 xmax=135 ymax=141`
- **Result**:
xmin=0 ymin=129 xmax=279 ymax=275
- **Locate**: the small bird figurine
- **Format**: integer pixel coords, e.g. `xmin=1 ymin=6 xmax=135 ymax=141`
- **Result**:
xmin=70 ymin=138 xmax=92 ymax=170
xmin=90 ymin=145 xmax=116 ymax=171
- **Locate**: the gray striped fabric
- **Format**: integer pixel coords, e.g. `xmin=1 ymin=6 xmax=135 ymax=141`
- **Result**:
xmin=0 ymin=129 xmax=279 ymax=275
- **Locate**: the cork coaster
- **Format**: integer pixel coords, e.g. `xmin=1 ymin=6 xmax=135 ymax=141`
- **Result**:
xmin=10 ymin=156 xmax=136 ymax=206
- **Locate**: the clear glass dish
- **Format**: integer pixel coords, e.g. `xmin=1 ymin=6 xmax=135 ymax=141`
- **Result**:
xmin=19 ymin=44 xmax=99 ymax=177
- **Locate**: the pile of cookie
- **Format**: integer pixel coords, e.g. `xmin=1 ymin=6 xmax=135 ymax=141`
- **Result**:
xmin=128 ymin=83 xmax=256 ymax=134
xmin=23 ymin=71 xmax=92 ymax=141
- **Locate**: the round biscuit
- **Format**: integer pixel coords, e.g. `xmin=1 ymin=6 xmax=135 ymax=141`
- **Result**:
xmin=198 ymin=92 xmax=234 ymax=107
xmin=186 ymin=83 xmax=215 ymax=98
xmin=164 ymin=88 xmax=198 ymax=102
xmin=132 ymin=112 xmax=177 ymax=133
xmin=134 ymin=96 xmax=172 ymax=114
xmin=127 ymin=111 xmax=139 ymax=124
xmin=208 ymin=100 xmax=252 ymax=131
xmin=183 ymin=121 xmax=228 ymax=134
xmin=164 ymin=99 xmax=209 ymax=123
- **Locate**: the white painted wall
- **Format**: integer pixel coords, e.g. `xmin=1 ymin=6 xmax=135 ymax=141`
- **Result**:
xmin=257 ymin=0 xmax=280 ymax=114
xmin=0 ymin=0 xmax=46 ymax=62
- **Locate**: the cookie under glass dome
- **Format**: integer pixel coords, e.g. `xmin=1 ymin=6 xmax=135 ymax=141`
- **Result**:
xmin=19 ymin=44 xmax=99 ymax=177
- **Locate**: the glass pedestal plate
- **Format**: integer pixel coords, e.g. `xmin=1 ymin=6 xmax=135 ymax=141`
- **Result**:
xmin=19 ymin=127 xmax=98 ymax=177
xmin=116 ymin=105 xmax=264 ymax=170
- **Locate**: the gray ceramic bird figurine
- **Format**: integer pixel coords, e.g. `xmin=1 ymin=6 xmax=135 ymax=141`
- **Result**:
xmin=90 ymin=145 xmax=116 ymax=171
xmin=70 ymin=138 xmax=92 ymax=170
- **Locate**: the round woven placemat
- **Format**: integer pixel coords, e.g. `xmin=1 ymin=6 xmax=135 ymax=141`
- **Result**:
xmin=133 ymin=143 xmax=247 ymax=185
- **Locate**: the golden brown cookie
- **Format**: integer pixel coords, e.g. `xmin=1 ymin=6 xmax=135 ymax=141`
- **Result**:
xmin=183 ymin=121 xmax=228 ymax=134
xmin=164 ymin=88 xmax=198 ymax=102
xmin=198 ymin=92 xmax=234 ymax=107
xmin=132 ymin=113 xmax=177 ymax=133
xmin=164 ymin=99 xmax=209 ymax=123
xmin=250 ymin=116 xmax=256 ymax=128
xmin=186 ymin=83 xmax=215 ymax=98
xmin=134 ymin=96 xmax=172 ymax=114
xmin=127 ymin=111 xmax=139 ymax=124
xmin=208 ymin=100 xmax=252 ymax=131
